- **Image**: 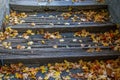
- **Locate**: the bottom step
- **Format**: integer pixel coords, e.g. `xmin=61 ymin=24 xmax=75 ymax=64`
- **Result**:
xmin=0 ymin=57 xmax=120 ymax=80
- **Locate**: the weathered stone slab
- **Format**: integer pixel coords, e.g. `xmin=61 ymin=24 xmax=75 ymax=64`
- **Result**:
xmin=106 ymin=0 xmax=120 ymax=24
xmin=0 ymin=0 xmax=9 ymax=30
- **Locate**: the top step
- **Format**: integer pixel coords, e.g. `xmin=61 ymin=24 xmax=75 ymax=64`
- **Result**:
xmin=10 ymin=0 xmax=107 ymax=12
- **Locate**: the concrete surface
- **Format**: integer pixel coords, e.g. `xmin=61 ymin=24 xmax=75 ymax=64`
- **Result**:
xmin=106 ymin=0 xmax=120 ymax=24
xmin=0 ymin=0 xmax=9 ymax=29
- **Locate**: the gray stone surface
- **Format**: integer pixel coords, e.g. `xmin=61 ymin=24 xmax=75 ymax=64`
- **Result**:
xmin=106 ymin=0 xmax=120 ymax=24
xmin=0 ymin=0 xmax=9 ymax=29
